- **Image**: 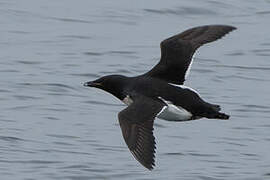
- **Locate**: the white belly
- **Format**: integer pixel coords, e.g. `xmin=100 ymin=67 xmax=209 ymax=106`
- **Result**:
xmin=122 ymin=95 xmax=193 ymax=121
xmin=157 ymin=103 xmax=192 ymax=121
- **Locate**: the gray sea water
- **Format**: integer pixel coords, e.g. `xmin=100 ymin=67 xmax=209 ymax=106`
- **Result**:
xmin=1 ymin=0 xmax=270 ymax=179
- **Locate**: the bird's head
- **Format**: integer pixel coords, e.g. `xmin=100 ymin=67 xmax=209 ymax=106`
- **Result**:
xmin=84 ymin=75 xmax=128 ymax=100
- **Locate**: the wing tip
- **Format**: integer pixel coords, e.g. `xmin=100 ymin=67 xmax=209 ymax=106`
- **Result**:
xmin=231 ymin=26 xmax=237 ymax=31
xmin=146 ymin=164 xmax=155 ymax=171
xmin=204 ymin=24 xmax=237 ymax=36
xmin=131 ymin=150 xmax=156 ymax=170
xmin=222 ymin=24 xmax=237 ymax=33
xmin=144 ymin=160 xmax=156 ymax=170
xmin=191 ymin=24 xmax=237 ymax=48
xmin=220 ymin=25 xmax=237 ymax=39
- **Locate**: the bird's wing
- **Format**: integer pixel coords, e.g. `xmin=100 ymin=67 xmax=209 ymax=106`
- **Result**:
xmin=142 ymin=25 xmax=236 ymax=85
xmin=118 ymin=95 xmax=164 ymax=170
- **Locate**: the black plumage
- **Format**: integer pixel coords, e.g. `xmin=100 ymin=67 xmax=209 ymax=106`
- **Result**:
xmin=84 ymin=25 xmax=236 ymax=170
xmin=143 ymin=25 xmax=236 ymax=85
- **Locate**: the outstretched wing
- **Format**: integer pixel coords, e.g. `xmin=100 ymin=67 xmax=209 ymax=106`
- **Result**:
xmin=143 ymin=25 xmax=236 ymax=85
xmin=118 ymin=96 xmax=164 ymax=170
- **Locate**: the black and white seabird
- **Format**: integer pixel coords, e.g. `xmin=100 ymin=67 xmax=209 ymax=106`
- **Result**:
xmin=84 ymin=25 xmax=236 ymax=170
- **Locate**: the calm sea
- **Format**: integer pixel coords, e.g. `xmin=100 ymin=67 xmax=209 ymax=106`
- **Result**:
xmin=1 ymin=0 xmax=270 ymax=179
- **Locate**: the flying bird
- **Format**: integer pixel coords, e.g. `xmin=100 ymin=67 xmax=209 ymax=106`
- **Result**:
xmin=84 ymin=25 xmax=236 ymax=170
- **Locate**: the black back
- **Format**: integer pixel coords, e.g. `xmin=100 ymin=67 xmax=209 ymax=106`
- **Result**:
xmin=126 ymin=77 xmax=205 ymax=114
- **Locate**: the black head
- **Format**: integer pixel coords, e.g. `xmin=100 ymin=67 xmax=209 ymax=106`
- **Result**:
xmin=84 ymin=75 xmax=128 ymax=100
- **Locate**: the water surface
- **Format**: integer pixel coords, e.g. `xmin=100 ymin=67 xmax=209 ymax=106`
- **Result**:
xmin=1 ymin=0 xmax=270 ymax=179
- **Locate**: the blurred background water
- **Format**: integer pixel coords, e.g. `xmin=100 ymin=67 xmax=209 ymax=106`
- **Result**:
xmin=1 ymin=0 xmax=270 ymax=179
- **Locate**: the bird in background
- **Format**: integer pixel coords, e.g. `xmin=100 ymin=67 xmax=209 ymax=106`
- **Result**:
xmin=84 ymin=25 xmax=236 ymax=170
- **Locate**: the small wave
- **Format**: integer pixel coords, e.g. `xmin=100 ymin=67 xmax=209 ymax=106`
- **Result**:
xmin=261 ymin=42 xmax=270 ymax=46
xmin=8 ymin=105 xmax=37 ymax=110
xmin=242 ymin=104 xmax=270 ymax=109
xmin=201 ymin=159 xmax=237 ymax=164
xmin=49 ymin=17 xmax=93 ymax=24
xmin=240 ymin=153 xmax=258 ymax=157
xmin=40 ymin=107 xmax=69 ymax=112
xmin=0 ymin=160 xmax=62 ymax=164
xmin=251 ymin=48 xmax=270 ymax=56
xmin=46 ymin=134 xmax=80 ymax=139
xmin=0 ymin=69 xmax=20 ymax=73
xmin=231 ymin=126 xmax=255 ymax=131
xmin=40 ymin=149 xmax=93 ymax=156
xmin=83 ymin=50 xmax=137 ymax=57
xmin=192 ymin=68 xmax=215 ymax=74
xmin=44 ymin=116 xmax=60 ymax=121
xmin=226 ymin=51 xmax=245 ymax=56
xmin=16 ymin=60 xmax=42 ymax=65
xmin=0 ymin=89 xmax=11 ymax=93
xmin=225 ymin=142 xmax=248 ymax=147
xmin=197 ymin=175 xmax=224 ymax=180
xmin=252 ymin=49 xmax=270 ymax=53
xmin=0 ymin=136 xmax=24 ymax=142
xmin=107 ymin=51 xmax=136 ymax=55
xmin=256 ymin=11 xmax=270 ymax=15
xmin=236 ymin=104 xmax=270 ymax=113
xmin=70 ymin=73 xmax=100 ymax=78
xmin=0 ymin=119 xmax=16 ymax=123
xmin=188 ymin=152 xmax=219 ymax=157
xmin=59 ymin=165 xmax=89 ymax=169
xmin=214 ymin=64 xmax=270 ymax=71
xmin=13 ymin=95 xmax=42 ymax=100
xmin=144 ymin=7 xmax=217 ymax=16
xmin=17 ymin=82 xmax=75 ymax=89
xmin=8 ymin=30 xmax=31 ymax=34
xmin=162 ymin=152 xmax=184 ymax=156
xmin=94 ymin=144 xmax=124 ymax=152
xmin=59 ymin=35 xmax=92 ymax=40
xmin=83 ymin=100 xmax=122 ymax=107
xmin=196 ymin=57 xmax=219 ymax=63
xmin=215 ymin=165 xmax=236 ymax=169
xmin=216 ymin=74 xmax=267 ymax=82
xmin=84 ymin=52 xmax=104 ymax=56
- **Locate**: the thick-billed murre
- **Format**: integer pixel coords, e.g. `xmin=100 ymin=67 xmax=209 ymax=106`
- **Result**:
xmin=84 ymin=25 xmax=236 ymax=170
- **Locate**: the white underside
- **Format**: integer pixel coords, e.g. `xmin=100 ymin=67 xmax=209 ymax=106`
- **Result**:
xmin=122 ymin=88 xmax=194 ymax=122
xmin=157 ymin=97 xmax=192 ymax=121
xmin=157 ymin=104 xmax=192 ymax=121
